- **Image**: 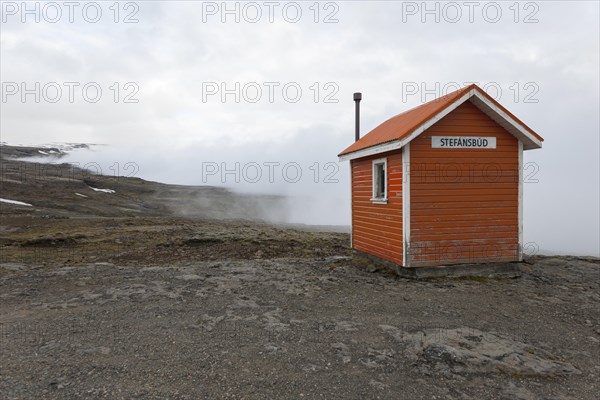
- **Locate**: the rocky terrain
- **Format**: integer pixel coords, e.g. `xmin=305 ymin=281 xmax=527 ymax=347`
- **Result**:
xmin=1 ymin=256 xmax=598 ymax=399
xmin=1 ymin=144 xmax=599 ymax=399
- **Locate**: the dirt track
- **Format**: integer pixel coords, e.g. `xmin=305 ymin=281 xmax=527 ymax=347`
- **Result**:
xmin=1 ymin=251 xmax=598 ymax=399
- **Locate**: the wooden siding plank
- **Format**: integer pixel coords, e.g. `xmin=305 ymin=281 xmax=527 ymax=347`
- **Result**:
xmin=351 ymin=150 xmax=404 ymax=266
xmin=409 ymin=101 xmax=519 ymax=267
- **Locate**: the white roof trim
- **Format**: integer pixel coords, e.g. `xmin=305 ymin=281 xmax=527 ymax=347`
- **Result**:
xmin=339 ymin=89 xmax=542 ymax=162
xmin=469 ymin=91 xmax=543 ymax=150
xmin=338 ymin=138 xmax=403 ymax=162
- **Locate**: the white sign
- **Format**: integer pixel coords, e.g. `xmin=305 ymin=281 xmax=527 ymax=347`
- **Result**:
xmin=432 ymin=136 xmax=496 ymax=149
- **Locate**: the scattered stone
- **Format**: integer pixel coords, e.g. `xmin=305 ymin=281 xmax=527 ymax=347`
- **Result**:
xmin=379 ymin=326 xmax=580 ymax=377
xmin=368 ymin=379 xmax=388 ymax=390
xmin=0 ymin=263 xmax=29 ymax=271
xmin=331 ymin=342 xmax=351 ymax=364
xmin=182 ymin=235 xmax=223 ymax=245
xmin=176 ymin=274 xmax=203 ymax=281
xmin=500 ymin=382 xmax=536 ymax=400
xmin=78 ymin=346 xmax=111 ymax=355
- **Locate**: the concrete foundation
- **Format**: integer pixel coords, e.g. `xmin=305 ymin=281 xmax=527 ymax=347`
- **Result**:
xmin=352 ymin=250 xmax=522 ymax=279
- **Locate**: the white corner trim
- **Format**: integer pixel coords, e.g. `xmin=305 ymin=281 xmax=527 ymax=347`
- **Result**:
xmin=349 ymin=160 xmax=353 ymax=249
xmin=402 ymin=143 xmax=411 ymax=268
xmin=518 ymin=140 xmax=524 ymax=261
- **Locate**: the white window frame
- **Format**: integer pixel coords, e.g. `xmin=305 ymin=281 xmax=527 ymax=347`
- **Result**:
xmin=371 ymin=157 xmax=388 ymax=204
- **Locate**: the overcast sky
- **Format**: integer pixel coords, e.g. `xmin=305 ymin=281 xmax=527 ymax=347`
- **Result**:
xmin=1 ymin=1 xmax=599 ymax=256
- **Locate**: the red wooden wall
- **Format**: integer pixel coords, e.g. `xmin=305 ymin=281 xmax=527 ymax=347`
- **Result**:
xmin=351 ymin=151 xmax=403 ymax=266
xmin=408 ymin=101 xmax=519 ymax=267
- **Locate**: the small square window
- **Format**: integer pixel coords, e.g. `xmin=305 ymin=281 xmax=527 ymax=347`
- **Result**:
xmin=372 ymin=158 xmax=387 ymax=203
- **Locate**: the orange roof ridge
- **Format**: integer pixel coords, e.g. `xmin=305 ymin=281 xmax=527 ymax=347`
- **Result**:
xmin=338 ymin=84 xmax=542 ymax=157
xmin=389 ymin=84 xmax=476 ymax=120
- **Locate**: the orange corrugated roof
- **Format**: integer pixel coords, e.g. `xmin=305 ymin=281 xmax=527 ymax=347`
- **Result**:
xmin=338 ymin=84 xmax=543 ymax=157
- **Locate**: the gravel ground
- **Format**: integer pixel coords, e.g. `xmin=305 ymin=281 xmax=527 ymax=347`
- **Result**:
xmin=1 ymin=254 xmax=598 ymax=399
xmin=1 ymin=148 xmax=598 ymax=399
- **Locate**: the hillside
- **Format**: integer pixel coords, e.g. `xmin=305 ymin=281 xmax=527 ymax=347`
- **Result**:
xmin=0 ymin=144 xmax=289 ymax=221
xmin=0 ymin=144 xmax=349 ymax=265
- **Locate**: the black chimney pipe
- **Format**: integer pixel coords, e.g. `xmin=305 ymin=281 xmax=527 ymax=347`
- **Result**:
xmin=354 ymin=92 xmax=362 ymax=142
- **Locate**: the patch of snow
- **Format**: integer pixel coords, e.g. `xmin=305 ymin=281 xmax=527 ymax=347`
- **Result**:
xmin=38 ymin=150 xmax=49 ymax=155
xmin=41 ymin=143 xmax=95 ymax=153
xmin=75 ymin=193 xmax=88 ymax=198
xmin=89 ymin=187 xmax=115 ymax=194
xmin=0 ymin=198 xmax=33 ymax=207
